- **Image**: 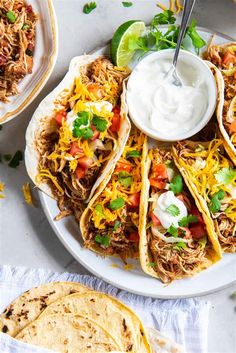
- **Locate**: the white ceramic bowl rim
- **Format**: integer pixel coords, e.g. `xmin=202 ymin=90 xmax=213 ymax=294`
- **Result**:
xmin=126 ymin=49 xmax=217 ymax=142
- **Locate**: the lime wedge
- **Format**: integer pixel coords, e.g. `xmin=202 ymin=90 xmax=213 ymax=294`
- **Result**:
xmin=111 ymin=20 xmax=146 ymax=67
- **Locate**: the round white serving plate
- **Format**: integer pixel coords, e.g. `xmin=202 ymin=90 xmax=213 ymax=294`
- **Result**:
xmin=0 ymin=0 xmax=58 ymax=124
xmin=39 ymin=27 xmax=236 ymax=298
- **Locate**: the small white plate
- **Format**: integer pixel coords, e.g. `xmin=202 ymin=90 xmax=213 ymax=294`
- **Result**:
xmin=0 ymin=0 xmax=58 ymax=124
xmin=39 ymin=27 xmax=236 ymax=298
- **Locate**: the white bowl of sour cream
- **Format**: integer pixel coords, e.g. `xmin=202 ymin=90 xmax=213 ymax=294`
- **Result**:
xmin=126 ymin=49 xmax=217 ymax=141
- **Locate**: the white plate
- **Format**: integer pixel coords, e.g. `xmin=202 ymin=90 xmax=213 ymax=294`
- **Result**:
xmin=39 ymin=27 xmax=236 ymax=298
xmin=0 ymin=0 xmax=58 ymax=124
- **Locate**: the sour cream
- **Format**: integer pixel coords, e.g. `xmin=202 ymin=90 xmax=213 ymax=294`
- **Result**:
xmin=153 ymin=191 xmax=187 ymax=229
xmin=127 ymin=49 xmax=217 ymax=141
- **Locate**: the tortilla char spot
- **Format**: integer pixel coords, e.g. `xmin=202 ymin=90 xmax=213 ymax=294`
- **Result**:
xmin=123 ymin=318 xmax=127 ymax=332
xmin=2 ymin=325 xmax=8 ymax=333
xmin=90 ymin=299 xmax=95 ymax=302
xmin=64 ymin=339 xmax=68 ymax=344
xmin=128 ymin=344 xmax=133 ymax=351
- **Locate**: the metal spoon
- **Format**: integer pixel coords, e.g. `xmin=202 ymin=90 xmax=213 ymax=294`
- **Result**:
xmin=165 ymin=0 xmax=196 ymax=87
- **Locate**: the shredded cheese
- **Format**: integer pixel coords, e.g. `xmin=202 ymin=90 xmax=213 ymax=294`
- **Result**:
xmin=22 ymin=182 xmax=34 ymax=206
xmin=157 ymin=0 xmax=183 ymax=14
xmin=0 ymin=182 xmax=5 ymax=199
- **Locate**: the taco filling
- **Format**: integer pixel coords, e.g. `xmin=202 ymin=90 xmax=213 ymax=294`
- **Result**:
xmin=35 ymin=57 xmax=129 ymax=220
xmin=174 ymin=139 xmax=236 ymax=253
xmin=204 ymin=44 xmax=236 ymax=146
xmin=146 ymin=148 xmax=213 ymax=283
xmin=82 ymin=129 xmax=147 ymax=259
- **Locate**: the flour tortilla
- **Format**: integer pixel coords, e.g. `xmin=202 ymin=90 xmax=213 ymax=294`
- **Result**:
xmin=25 ymin=54 xmax=131 ymax=203
xmin=16 ymin=313 xmax=120 ymax=353
xmin=39 ymin=291 xmax=151 ymax=353
xmin=147 ymin=328 xmax=183 ymax=353
xmin=0 ymin=281 xmax=90 ymax=337
xmin=139 ymin=147 xmax=221 ymax=281
xmin=206 ymin=53 xmax=236 ymax=166
xmin=80 ymin=131 xmax=148 ymax=258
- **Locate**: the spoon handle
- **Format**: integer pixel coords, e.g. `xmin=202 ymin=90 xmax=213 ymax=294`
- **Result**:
xmin=173 ymin=0 xmax=195 ymax=68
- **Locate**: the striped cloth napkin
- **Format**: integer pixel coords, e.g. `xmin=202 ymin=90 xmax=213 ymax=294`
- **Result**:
xmin=0 ymin=265 xmax=209 ymax=353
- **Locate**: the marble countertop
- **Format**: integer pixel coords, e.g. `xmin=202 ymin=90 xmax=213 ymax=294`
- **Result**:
xmin=0 ymin=1 xmax=236 ymax=352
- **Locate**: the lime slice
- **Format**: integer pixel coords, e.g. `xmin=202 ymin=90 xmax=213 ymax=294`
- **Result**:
xmin=111 ymin=20 xmax=146 ymax=67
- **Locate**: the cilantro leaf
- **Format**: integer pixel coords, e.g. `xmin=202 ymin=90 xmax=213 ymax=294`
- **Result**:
xmin=8 ymin=150 xmax=23 ymax=168
xmin=214 ymin=167 xmax=236 ymax=185
xmin=186 ymin=19 xmax=206 ymax=49
xmin=95 ymin=204 xmax=104 ymax=217
xmin=198 ymin=236 xmax=207 ymax=249
xmin=118 ymin=171 xmax=133 ymax=187
xmin=151 ymin=10 xmax=176 ymax=27
xmin=173 ymin=242 xmax=187 ymax=250
xmin=208 ymin=190 xmax=225 ymax=214
xmin=95 ymin=234 xmax=110 ymax=247
xmin=178 ymin=215 xmax=198 ymax=227
xmin=122 ymin=2 xmax=133 ymax=7
xmin=167 ymin=225 xmax=178 ymax=237
xmin=108 ymin=197 xmax=125 ymax=210
xmin=83 ymin=2 xmax=97 ymax=14
xmin=7 ymin=11 xmax=16 ymax=23
xmin=22 ymin=23 xmax=30 ymax=30
xmin=73 ymin=126 xmax=93 ymax=140
xmin=126 ymin=150 xmax=141 ymax=159
xmin=113 ymin=220 xmax=121 ymax=231
xmin=73 ymin=112 xmax=93 ymax=139
xmin=92 ymin=115 xmax=108 ymax=132
xmin=147 ymin=262 xmax=156 ymax=267
xmin=75 ymin=111 xmax=90 ymax=127
xmin=169 ymin=175 xmax=183 ymax=195
xmin=166 ymin=204 xmax=180 ymax=217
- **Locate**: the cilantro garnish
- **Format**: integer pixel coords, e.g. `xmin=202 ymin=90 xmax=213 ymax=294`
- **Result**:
xmin=208 ymin=190 xmax=225 ymax=214
xmin=3 ymin=154 xmax=12 ymax=162
xmin=95 ymin=234 xmax=110 ymax=247
xmin=95 ymin=204 xmax=104 ymax=217
xmin=108 ymin=197 xmax=125 ymax=210
xmin=166 ymin=204 xmax=180 ymax=217
xmin=113 ymin=220 xmax=121 ymax=231
xmin=126 ymin=150 xmax=141 ymax=159
xmin=151 ymin=10 xmax=176 ymax=26
xmin=178 ymin=215 xmax=198 ymax=227
xmin=92 ymin=115 xmax=108 ymax=132
xmin=147 ymin=262 xmax=156 ymax=267
xmin=7 ymin=11 xmax=16 ymax=23
xmin=186 ymin=19 xmax=206 ymax=50
xmin=8 ymin=150 xmax=23 ymax=168
xmin=122 ymin=2 xmax=133 ymax=7
xmin=83 ymin=2 xmax=97 ymax=14
xmin=167 ymin=225 xmax=178 ymax=237
xmin=214 ymin=167 xmax=236 ymax=185
xmin=118 ymin=171 xmax=133 ymax=187
xmin=198 ymin=236 xmax=207 ymax=249
xmin=22 ymin=23 xmax=30 ymax=30
xmin=169 ymin=175 xmax=183 ymax=195
xmin=73 ymin=111 xmax=93 ymax=140
xmin=173 ymin=242 xmax=187 ymax=250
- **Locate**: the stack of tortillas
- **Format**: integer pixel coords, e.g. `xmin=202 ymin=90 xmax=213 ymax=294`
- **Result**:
xmin=0 ymin=281 xmax=183 ymax=353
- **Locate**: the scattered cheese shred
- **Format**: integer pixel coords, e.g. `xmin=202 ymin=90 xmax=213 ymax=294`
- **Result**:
xmin=157 ymin=0 xmax=183 ymax=14
xmin=124 ymin=264 xmax=135 ymax=271
xmin=22 ymin=182 xmax=34 ymax=206
xmin=0 ymin=182 xmax=5 ymax=199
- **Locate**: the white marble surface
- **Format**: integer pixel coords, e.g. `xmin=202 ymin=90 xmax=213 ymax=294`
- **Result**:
xmin=0 ymin=1 xmax=236 ymax=352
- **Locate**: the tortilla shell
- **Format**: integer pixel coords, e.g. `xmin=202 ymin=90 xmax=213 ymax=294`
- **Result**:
xmin=39 ymin=291 xmax=151 ymax=353
xmin=139 ymin=147 xmax=221 ymax=280
xmin=172 ymin=141 xmax=222 ymax=259
xmin=25 ymin=54 xmax=131 ymax=203
xmin=16 ymin=313 xmax=120 ymax=353
xmin=0 ymin=281 xmax=90 ymax=337
xmin=206 ymin=57 xmax=236 ymax=166
xmin=80 ymin=131 xmax=148 ymax=258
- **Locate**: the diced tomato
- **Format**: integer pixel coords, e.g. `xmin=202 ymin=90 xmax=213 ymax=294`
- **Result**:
xmin=128 ymin=192 xmax=140 ymax=208
xmin=90 ymin=125 xmax=100 ymax=141
xmin=115 ymin=160 xmax=132 ymax=173
xmin=229 ymin=120 xmax=236 ymax=133
xmin=150 ymin=212 xmax=161 ymax=226
xmin=127 ymin=231 xmax=139 ymax=242
xmin=189 ymin=223 xmax=206 ymax=240
xmin=222 ymin=51 xmax=236 ymax=66
xmin=154 ymin=164 xmax=168 ymax=179
xmin=69 ymin=142 xmax=83 ymax=157
xmin=75 ymin=166 xmax=86 ymax=180
xmin=77 ymin=157 xmax=93 ymax=170
xmin=110 ymin=106 xmax=121 ymax=133
xmin=191 ymin=207 xmax=204 ymax=224
xmin=26 ymin=5 xmax=33 ymax=13
xmin=178 ymin=227 xmax=191 ymax=238
xmin=55 ymin=110 xmax=67 ymax=125
xmin=149 ymin=178 xmax=166 ymax=189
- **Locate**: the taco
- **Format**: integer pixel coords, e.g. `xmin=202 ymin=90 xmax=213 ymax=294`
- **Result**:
xmin=80 ymin=128 xmax=148 ymax=259
xmin=25 ymin=54 xmax=131 ymax=221
xmin=16 ymin=314 xmax=120 ymax=352
xmin=139 ymin=147 xmax=221 ymax=283
xmin=204 ymin=42 xmax=236 ymax=165
xmin=173 ymin=139 xmax=236 ymax=253
xmin=0 ymin=281 xmax=90 ymax=337
xmin=39 ymin=291 xmax=151 ymax=353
